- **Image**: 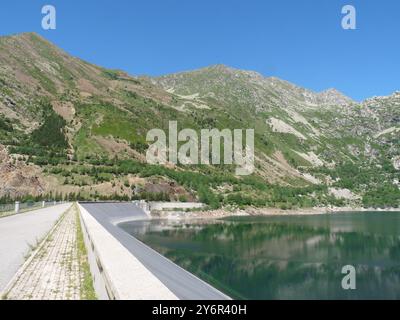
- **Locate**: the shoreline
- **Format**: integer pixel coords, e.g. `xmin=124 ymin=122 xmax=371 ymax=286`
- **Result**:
xmin=151 ymin=206 xmax=400 ymax=220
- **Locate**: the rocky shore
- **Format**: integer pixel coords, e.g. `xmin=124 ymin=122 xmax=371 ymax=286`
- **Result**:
xmin=151 ymin=206 xmax=400 ymax=220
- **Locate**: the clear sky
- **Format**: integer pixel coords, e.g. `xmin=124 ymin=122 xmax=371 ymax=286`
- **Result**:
xmin=0 ymin=0 xmax=399 ymax=101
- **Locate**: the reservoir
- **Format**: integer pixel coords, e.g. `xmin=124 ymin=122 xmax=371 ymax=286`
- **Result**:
xmin=119 ymin=212 xmax=400 ymax=299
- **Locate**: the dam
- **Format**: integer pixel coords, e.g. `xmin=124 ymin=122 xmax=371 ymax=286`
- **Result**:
xmin=78 ymin=202 xmax=230 ymax=300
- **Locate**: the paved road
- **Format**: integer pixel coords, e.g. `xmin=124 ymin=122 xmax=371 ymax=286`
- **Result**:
xmin=0 ymin=203 xmax=72 ymax=291
xmin=80 ymin=202 xmax=230 ymax=300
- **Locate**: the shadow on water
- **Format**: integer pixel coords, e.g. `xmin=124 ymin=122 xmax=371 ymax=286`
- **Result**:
xmin=119 ymin=212 xmax=400 ymax=300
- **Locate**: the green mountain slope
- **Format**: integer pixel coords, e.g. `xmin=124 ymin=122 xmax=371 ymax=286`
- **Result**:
xmin=0 ymin=33 xmax=399 ymax=209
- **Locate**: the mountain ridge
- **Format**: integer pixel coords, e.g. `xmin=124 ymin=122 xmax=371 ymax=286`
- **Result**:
xmin=153 ymin=63 xmax=355 ymax=105
xmin=0 ymin=32 xmax=399 ymax=209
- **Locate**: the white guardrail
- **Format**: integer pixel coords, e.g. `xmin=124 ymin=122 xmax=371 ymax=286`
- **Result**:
xmin=0 ymin=201 xmax=66 ymax=217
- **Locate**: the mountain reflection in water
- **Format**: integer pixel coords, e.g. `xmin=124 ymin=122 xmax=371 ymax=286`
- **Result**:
xmin=119 ymin=212 xmax=400 ymax=299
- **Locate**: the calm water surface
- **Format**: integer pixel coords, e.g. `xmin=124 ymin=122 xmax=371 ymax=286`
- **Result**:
xmin=119 ymin=212 xmax=400 ymax=299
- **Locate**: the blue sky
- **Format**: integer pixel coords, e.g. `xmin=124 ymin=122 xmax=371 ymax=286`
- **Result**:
xmin=0 ymin=0 xmax=399 ymax=101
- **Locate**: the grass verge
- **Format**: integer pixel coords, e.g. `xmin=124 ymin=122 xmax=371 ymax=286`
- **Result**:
xmin=76 ymin=205 xmax=97 ymax=300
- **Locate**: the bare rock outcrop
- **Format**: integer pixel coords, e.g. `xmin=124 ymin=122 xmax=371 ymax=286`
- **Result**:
xmin=0 ymin=145 xmax=46 ymax=198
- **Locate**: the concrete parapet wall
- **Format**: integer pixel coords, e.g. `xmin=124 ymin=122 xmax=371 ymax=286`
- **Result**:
xmin=149 ymin=202 xmax=205 ymax=211
xmin=77 ymin=203 xmax=178 ymax=300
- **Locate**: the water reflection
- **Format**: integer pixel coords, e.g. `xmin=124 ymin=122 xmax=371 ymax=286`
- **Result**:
xmin=119 ymin=212 xmax=400 ymax=299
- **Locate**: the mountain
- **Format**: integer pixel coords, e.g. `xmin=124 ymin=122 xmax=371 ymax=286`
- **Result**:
xmin=317 ymin=88 xmax=354 ymax=106
xmin=152 ymin=64 xmax=354 ymax=109
xmin=0 ymin=33 xmax=399 ymax=209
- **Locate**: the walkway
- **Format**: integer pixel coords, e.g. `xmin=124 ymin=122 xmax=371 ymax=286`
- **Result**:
xmin=4 ymin=205 xmax=93 ymax=300
xmin=0 ymin=203 xmax=71 ymax=291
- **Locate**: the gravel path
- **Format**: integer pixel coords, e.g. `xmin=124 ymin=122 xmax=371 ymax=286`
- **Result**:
xmin=4 ymin=205 xmax=84 ymax=300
